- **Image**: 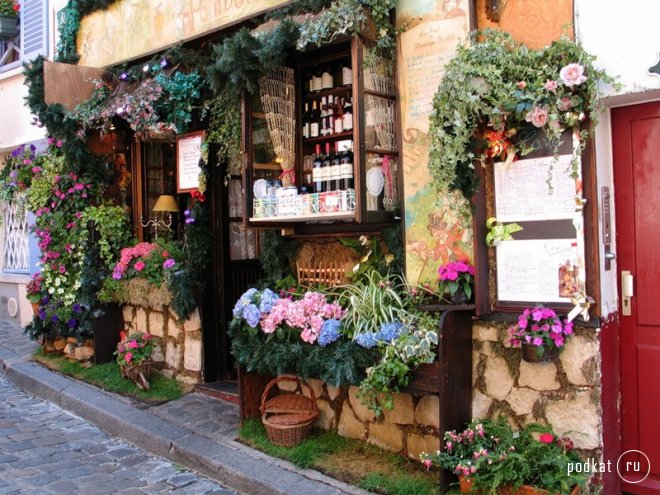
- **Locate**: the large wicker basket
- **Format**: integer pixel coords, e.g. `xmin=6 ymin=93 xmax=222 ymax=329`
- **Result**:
xmin=260 ymin=376 xmax=319 ymax=447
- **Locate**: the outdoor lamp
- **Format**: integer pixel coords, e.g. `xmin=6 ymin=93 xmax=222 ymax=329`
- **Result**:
xmin=141 ymin=195 xmax=179 ymax=239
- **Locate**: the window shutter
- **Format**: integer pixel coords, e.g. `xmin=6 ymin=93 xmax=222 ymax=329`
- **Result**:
xmin=20 ymin=0 xmax=48 ymax=62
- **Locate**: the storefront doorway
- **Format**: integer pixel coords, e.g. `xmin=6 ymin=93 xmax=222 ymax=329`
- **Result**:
xmin=612 ymin=100 xmax=660 ymax=493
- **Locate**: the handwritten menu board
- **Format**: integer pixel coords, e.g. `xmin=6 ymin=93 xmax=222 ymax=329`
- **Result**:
xmin=491 ymin=129 xmax=584 ymax=307
xmin=176 ymin=131 xmax=205 ymax=193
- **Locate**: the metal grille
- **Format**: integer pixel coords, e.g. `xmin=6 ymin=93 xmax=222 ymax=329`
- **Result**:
xmin=3 ymin=201 xmax=30 ymax=272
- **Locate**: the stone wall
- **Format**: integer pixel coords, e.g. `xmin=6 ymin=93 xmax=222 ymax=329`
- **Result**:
xmin=278 ymin=377 xmax=440 ymax=460
xmin=472 ymin=321 xmax=601 ymax=454
xmin=120 ymin=302 xmax=203 ymax=385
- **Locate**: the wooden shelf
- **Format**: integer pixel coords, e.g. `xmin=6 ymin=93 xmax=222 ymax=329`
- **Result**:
xmin=365 ymin=148 xmax=398 ymax=156
xmin=303 ymin=85 xmax=352 ymax=101
xmin=364 ymin=89 xmax=396 ymax=100
xmin=253 ymin=162 xmax=282 ymax=171
xmin=303 ymin=131 xmax=353 ymax=145
xmin=249 ymin=211 xmax=356 ymax=223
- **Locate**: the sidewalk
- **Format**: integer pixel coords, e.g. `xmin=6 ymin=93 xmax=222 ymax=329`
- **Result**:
xmin=0 ymin=320 xmax=370 ymax=495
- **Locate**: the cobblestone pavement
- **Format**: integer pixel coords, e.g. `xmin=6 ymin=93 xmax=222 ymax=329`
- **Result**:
xmin=0 ymin=377 xmax=236 ymax=495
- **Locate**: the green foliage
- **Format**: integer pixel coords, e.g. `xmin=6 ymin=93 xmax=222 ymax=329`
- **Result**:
xmin=228 ymin=318 xmax=379 ymax=386
xmin=428 ymin=29 xmax=617 ymax=200
xmin=154 ymin=70 xmax=203 ymax=133
xmin=259 ymin=230 xmax=298 ymax=285
xmin=358 ymin=472 xmax=437 ymax=495
xmin=82 ymin=205 xmax=133 ymax=268
xmin=204 ymin=85 xmax=242 ymax=165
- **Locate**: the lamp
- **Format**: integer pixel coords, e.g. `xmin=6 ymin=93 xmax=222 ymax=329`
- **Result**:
xmin=141 ymin=195 xmax=179 ymax=239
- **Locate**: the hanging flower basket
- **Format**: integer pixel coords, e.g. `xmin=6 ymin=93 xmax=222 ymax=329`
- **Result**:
xmin=0 ymin=15 xmax=17 ymax=39
xmin=521 ymin=342 xmax=560 ymax=363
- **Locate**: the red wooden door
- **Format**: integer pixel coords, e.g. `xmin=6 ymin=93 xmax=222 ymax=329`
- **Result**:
xmin=613 ymin=101 xmax=660 ymax=493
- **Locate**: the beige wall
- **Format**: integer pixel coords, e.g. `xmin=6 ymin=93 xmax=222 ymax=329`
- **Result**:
xmin=0 ymin=71 xmax=45 ymax=152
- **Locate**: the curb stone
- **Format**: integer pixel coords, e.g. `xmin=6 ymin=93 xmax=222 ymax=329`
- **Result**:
xmin=0 ymin=346 xmax=371 ymax=495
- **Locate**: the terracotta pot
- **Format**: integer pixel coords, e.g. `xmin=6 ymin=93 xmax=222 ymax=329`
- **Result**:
xmin=30 ymin=301 xmax=40 ymax=316
xmin=521 ymin=342 xmax=559 ymax=363
xmin=459 ymin=475 xmax=474 ymax=494
xmin=499 ymin=485 xmax=580 ymax=495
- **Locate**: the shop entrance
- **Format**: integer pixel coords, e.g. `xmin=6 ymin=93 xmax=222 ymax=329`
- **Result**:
xmin=612 ymin=100 xmax=660 ymax=493
xmin=201 ymin=155 xmax=263 ymax=390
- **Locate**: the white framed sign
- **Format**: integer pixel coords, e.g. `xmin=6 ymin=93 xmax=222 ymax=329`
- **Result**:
xmin=176 ymin=131 xmax=205 ymax=193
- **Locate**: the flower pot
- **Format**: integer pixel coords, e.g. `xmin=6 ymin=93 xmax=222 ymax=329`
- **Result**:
xmin=120 ymin=360 xmax=153 ymax=390
xmin=521 ymin=342 xmax=559 ymax=363
xmin=498 ymin=484 xmax=580 ymax=495
xmin=459 ymin=475 xmax=474 ymax=494
xmin=0 ymin=15 xmax=18 ymax=39
xmin=30 ymin=301 xmax=40 ymax=316
xmin=450 ymin=287 xmax=469 ymax=305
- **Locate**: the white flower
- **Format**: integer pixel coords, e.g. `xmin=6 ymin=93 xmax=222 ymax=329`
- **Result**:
xmin=559 ymin=63 xmax=587 ymax=88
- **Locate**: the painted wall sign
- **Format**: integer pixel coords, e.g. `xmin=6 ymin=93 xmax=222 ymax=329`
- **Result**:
xmin=77 ymin=0 xmax=291 ymax=67
xmin=177 ymin=131 xmax=205 ymax=193
xmin=397 ymin=0 xmax=473 ymax=285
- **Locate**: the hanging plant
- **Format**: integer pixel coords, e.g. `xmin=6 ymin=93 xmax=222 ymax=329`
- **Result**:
xmin=427 ymin=30 xmax=616 ymax=201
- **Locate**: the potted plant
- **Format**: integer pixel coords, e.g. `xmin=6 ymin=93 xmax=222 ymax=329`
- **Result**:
xmin=437 ymin=260 xmax=475 ymax=304
xmin=508 ymin=305 xmax=574 ymax=362
xmin=25 ymin=273 xmax=42 ymax=314
xmin=421 ymin=418 xmax=586 ymax=495
xmin=115 ymin=331 xmax=154 ymax=390
xmin=0 ymin=0 xmax=19 ymax=39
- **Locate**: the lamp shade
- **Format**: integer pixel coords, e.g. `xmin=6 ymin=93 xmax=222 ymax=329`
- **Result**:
xmin=152 ymin=195 xmax=179 ymax=212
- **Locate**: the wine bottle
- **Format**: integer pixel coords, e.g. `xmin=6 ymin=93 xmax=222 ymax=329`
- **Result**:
xmin=342 ymin=96 xmax=353 ymax=131
xmin=321 ymin=66 xmax=333 ymax=89
xmin=340 ymin=146 xmax=354 ymax=190
xmin=332 ymin=143 xmax=341 ymax=191
xmin=312 ymin=66 xmax=322 ymax=92
xmin=302 ymin=102 xmax=310 ymax=139
xmin=341 ymin=62 xmax=353 ymax=86
xmin=327 ymin=95 xmax=334 ymax=136
xmin=322 ymin=142 xmax=332 ymax=192
xmin=320 ymin=96 xmax=328 ymax=136
xmin=333 ymin=96 xmax=344 ymax=134
xmin=313 ymin=144 xmax=323 ymax=193
xmin=309 ymin=100 xmax=320 ymax=138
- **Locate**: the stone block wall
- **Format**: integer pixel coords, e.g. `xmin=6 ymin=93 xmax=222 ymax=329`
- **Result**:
xmin=277 ymin=377 xmax=440 ymax=460
xmin=472 ymin=321 xmax=601 ymax=454
xmin=121 ymin=303 xmax=203 ymax=385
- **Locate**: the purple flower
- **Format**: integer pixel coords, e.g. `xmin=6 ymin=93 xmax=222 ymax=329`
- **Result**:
xmin=119 ymin=72 xmax=128 ymax=80
xmin=163 ymin=258 xmax=176 ymax=269
xmin=531 ymin=309 xmax=544 ymax=322
xmin=356 ymin=332 xmax=378 ymax=349
xmin=73 ymin=303 xmax=82 ymax=313
xmin=67 ymin=318 xmax=77 ymax=329
xmin=160 ymin=58 xmax=168 ymax=68
xmin=532 ymin=337 xmax=543 ymax=346
xmin=319 ymin=319 xmax=342 ymax=346
xmin=242 ymin=304 xmax=261 ymax=328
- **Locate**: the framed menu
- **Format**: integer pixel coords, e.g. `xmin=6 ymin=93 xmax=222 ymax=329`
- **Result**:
xmin=489 ymin=128 xmax=586 ymax=308
xmin=176 ymin=131 xmax=205 ymax=193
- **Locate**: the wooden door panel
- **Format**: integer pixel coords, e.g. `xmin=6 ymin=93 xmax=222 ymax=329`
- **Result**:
xmin=632 ymin=118 xmax=660 ymax=326
xmin=613 ymin=100 xmax=660 ymax=493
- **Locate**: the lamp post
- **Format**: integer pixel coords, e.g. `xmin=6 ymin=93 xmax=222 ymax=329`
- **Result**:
xmin=140 ymin=194 xmax=179 ymax=240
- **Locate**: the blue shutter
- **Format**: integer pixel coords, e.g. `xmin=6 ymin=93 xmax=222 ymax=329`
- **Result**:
xmin=20 ymin=0 xmax=48 ymax=62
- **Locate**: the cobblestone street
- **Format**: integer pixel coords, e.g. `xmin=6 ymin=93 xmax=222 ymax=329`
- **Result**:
xmin=0 ymin=377 xmax=236 ymax=495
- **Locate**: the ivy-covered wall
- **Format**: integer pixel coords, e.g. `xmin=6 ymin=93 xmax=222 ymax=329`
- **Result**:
xmin=397 ymin=0 xmax=473 ymax=286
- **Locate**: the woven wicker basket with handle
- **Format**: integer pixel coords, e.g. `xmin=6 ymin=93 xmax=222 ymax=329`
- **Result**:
xmin=260 ymin=376 xmax=319 ymax=447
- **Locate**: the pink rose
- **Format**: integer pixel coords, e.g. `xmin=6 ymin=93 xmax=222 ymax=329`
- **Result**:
xmin=128 ymin=340 xmax=138 ymax=349
xmin=559 ymin=63 xmax=587 ymax=88
xmin=544 ymin=79 xmax=558 ymax=91
xmin=525 ymin=106 xmax=548 ymax=128
xmin=516 ymin=81 xmax=527 ymax=89
xmin=124 ymin=352 xmax=133 ymax=363
xmin=134 ymin=261 xmax=146 ymax=272
xmin=557 ymin=97 xmax=573 ymax=111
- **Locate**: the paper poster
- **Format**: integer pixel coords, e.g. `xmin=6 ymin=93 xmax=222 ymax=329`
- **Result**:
xmin=494 ymin=154 xmax=577 ymax=222
xmin=177 ymin=132 xmax=204 ymax=193
xmin=496 ymin=239 xmax=578 ymax=303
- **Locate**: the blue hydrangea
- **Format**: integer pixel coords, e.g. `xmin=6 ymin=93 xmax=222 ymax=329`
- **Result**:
xmin=318 ymin=319 xmax=342 ymax=347
xmin=376 ymin=320 xmax=403 ymax=343
xmin=259 ymin=288 xmax=279 ymax=313
xmin=233 ymin=288 xmax=259 ymax=318
xmin=242 ymin=304 xmax=261 ymax=328
xmin=355 ymin=332 xmax=378 ymax=349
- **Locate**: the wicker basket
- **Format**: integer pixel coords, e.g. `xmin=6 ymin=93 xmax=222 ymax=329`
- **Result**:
xmin=260 ymin=376 xmax=319 ymax=447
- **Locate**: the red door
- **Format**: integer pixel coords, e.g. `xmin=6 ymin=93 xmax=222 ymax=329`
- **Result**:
xmin=613 ymin=101 xmax=660 ymax=493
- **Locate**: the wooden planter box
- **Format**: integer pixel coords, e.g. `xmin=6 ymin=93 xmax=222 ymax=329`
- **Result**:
xmin=0 ymin=15 xmax=17 ymax=39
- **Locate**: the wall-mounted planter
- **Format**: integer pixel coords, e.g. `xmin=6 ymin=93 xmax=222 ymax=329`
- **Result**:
xmin=0 ymin=15 xmax=18 ymax=39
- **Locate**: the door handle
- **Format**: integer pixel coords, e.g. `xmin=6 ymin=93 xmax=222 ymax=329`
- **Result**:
xmin=621 ymin=270 xmax=633 ymax=316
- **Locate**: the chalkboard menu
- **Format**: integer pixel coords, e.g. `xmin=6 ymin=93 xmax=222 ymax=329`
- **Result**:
xmin=488 ymin=128 xmax=585 ymax=308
